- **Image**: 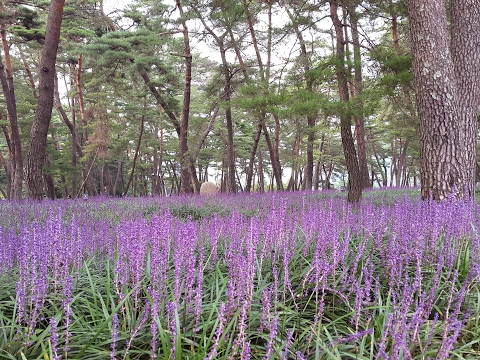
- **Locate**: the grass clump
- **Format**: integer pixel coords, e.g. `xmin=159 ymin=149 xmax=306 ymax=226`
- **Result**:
xmin=0 ymin=190 xmax=479 ymax=359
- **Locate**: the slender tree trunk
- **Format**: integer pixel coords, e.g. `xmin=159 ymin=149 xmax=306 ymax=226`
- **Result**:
xmin=176 ymin=0 xmax=197 ymax=194
xmin=314 ymin=135 xmax=325 ymax=190
xmin=112 ymin=155 xmax=123 ymax=196
xmin=26 ymin=0 xmax=65 ymax=200
xmin=349 ymin=8 xmax=370 ymax=189
xmin=44 ymin=156 xmax=55 ymax=199
xmin=218 ymin=46 xmax=236 ymax=194
xmin=330 ymin=0 xmax=362 ymax=203
xmin=76 ymin=54 xmax=89 ymax=143
xmin=198 ymin=14 xmax=236 ymax=193
xmin=98 ymin=164 xmax=105 ymax=195
xmin=103 ymin=162 xmax=113 ymax=196
xmin=245 ymin=124 xmax=262 ymax=192
xmin=67 ymin=64 xmax=79 ymax=196
xmin=54 ymin=71 xmax=79 ymax=197
xmin=124 ymin=105 xmax=145 ymax=196
xmin=227 ymin=23 xmax=262 ymax=193
xmin=284 ymin=4 xmax=316 ymax=190
xmin=241 ymin=0 xmax=283 ymax=191
xmin=390 ymin=140 xmax=397 ymax=187
xmin=258 ymin=149 xmax=265 ymax=193
xmin=193 ymin=106 xmax=219 ymax=162
xmin=18 ymin=45 xmax=37 ymax=98
xmin=397 ymin=139 xmax=409 ymax=187
xmin=157 ymin=113 xmax=165 ymax=195
xmin=0 ymin=184 xmax=7 ymax=199
xmin=0 ymin=140 xmax=10 ymax=198
xmin=0 ymin=24 xmax=23 ymax=200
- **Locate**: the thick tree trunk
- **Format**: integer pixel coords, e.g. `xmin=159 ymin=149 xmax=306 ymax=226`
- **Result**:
xmin=407 ymin=0 xmax=480 ymax=200
xmin=330 ymin=0 xmax=362 ymax=203
xmin=26 ymin=0 xmax=65 ymax=200
xmin=450 ymin=0 xmax=480 ymax=195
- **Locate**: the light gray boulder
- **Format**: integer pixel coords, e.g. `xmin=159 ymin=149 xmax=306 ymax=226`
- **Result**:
xmin=199 ymin=181 xmax=220 ymax=196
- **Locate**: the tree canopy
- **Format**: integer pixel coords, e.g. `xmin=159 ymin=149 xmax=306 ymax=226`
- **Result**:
xmin=0 ymin=0 xmax=478 ymax=201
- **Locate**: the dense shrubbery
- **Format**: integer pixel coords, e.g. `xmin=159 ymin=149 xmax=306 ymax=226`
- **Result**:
xmin=0 ymin=190 xmax=479 ymax=359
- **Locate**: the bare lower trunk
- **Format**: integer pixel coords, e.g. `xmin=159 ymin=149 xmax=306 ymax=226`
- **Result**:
xmin=407 ymin=0 xmax=480 ymax=199
xmin=245 ymin=123 xmax=262 ymax=192
xmin=349 ymin=7 xmax=370 ymax=189
xmin=26 ymin=0 xmax=65 ymax=199
xmin=0 ymin=26 xmax=23 ymax=200
xmin=330 ymin=0 xmax=362 ymax=203
xmin=112 ymin=155 xmax=123 ymax=196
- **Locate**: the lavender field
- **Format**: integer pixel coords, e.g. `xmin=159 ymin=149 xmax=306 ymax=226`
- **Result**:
xmin=1 ymin=190 xmax=480 ymax=359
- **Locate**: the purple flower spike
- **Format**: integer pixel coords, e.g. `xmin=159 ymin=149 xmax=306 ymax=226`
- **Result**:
xmin=110 ymin=313 xmax=119 ymax=360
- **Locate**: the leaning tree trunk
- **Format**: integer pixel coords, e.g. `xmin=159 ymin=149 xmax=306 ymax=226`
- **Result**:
xmin=26 ymin=0 xmax=65 ymax=200
xmin=197 ymin=13 xmax=236 ymax=194
xmin=407 ymin=0 xmax=480 ymax=200
xmin=330 ymin=0 xmax=362 ymax=203
xmin=0 ymin=25 xmax=23 ymax=200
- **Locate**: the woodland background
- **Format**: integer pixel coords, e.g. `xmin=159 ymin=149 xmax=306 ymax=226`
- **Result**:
xmin=0 ymin=0 xmax=442 ymax=200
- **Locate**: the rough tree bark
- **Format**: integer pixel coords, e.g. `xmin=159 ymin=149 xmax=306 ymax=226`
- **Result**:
xmin=195 ymin=13 xmax=236 ymax=194
xmin=284 ymin=4 xmax=316 ymax=191
xmin=176 ymin=0 xmax=196 ymax=194
xmin=0 ymin=23 xmax=23 ymax=200
xmin=26 ymin=0 xmax=65 ymax=199
xmin=348 ymin=6 xmax=370 ymax=189
xmin=241 ymin=0 xmax=284 ymax=191
xmin=330 ymin=0 xmax=362 ymax=203
xmin=407 ymin=0 xmax=480 ymax=200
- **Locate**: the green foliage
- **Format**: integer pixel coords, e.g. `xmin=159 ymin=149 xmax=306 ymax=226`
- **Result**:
xmin=1 ymin=192 xmax=480 ymax=359
xmin=168 ymin=201 xmax=231 ymax=221
xmin=8 ymin=25 xmax=45 ymax=43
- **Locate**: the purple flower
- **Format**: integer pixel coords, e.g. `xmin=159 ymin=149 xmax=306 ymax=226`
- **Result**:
xmin=49 ymin=317 xmax=60 ymax=360
xmin=205 ymin=302 xmax=226 ymax=360
xmin=110 ymin=313 xmax=119 ymax=359
xmin=295 ymin=351 xmax=307 ymax=360
xmin=166 ymin=301 xmax=178 ymax=358
xmin=263 ymin=315 xmax=278 ymax=360
xmin=282 ymin=329 xmax=294 ymax=360
xmin=125 ymin=301 xmax=151 ymax=357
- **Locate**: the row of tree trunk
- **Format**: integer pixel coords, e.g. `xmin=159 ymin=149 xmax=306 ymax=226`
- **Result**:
xmin=1 ymin=0 xmax=479 ymax=201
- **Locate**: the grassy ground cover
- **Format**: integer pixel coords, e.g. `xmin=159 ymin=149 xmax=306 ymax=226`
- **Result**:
xmin=0 ymin=189 xmax=479 ymax=359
